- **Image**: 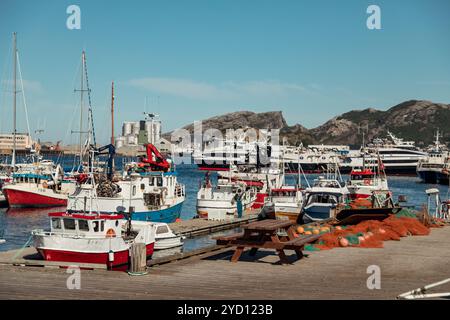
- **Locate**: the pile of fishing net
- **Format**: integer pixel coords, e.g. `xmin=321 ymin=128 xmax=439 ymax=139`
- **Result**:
xmin=304 ymin=208 xmax=437 ymax=251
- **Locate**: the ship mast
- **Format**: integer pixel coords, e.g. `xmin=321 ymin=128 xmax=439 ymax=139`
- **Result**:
xmin=79 ymin=51 xmax=85 ymax=167
xmin=111 ymin=81 xmax=115 ymax=145
xmin=11 ymin=33 xmax=17 ymax=170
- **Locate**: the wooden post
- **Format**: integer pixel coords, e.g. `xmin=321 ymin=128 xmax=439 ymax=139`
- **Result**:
xmin=128 ymin=242 xmax=148 ymax=275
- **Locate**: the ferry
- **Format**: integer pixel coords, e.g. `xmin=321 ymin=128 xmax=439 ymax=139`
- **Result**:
xmin=31 ymin=211 xmax=156 ymax=270
xmin=340 ymin=131 xmax=427 ymax=175
xmin=417 ymin=131 xmax=449 ymax=184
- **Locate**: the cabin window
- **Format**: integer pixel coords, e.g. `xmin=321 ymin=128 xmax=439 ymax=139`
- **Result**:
xmin=63 ymin=219 xmax=76 ymax=230
xmin=156 ymin=177 xmax=163 ymax=187
xmin=52 ymin=218 xmax=61 ymax=230
xmin=101 ymin=221 xmax=105 ymax=231
xmin=93 ymin=221 xmax=100 ymax=232
xmin=156 ymin=225 xmax=169 ymax=234
xmin=78 ymin=220 xmax=89 ymax=231
xmin=132 ymin=186 xmax=137 ymax=196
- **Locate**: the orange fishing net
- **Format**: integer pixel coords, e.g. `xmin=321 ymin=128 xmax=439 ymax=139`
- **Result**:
xmin=315 ymin=215 xmax=431 ymax=250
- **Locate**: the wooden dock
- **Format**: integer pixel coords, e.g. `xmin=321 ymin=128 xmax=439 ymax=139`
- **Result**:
xmin=168 ymin=212 xmax=259 ymax=237
xmin=1 ymin=226 xmax=449 ymax=299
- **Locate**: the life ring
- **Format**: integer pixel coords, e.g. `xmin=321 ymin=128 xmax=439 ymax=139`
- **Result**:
xmin=106 ymin=228 xmax=116 ymax=238
xmin=42 ymin=181 xmax=48 ymax=188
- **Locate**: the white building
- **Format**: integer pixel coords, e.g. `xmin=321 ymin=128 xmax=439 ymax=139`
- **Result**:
xmin=115 ymin=114 xmax=168 ymax=150
xmin=0 ymin=133 xmax=33 ymax=150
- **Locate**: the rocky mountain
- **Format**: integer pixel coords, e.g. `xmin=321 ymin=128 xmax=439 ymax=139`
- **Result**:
xmin=165 ymin=100 xmax=450 ymax=147
xmin=164 ymin=111 xmax=287 ymax=138
xmin=309 ymin=100 xmax=450 ymax=146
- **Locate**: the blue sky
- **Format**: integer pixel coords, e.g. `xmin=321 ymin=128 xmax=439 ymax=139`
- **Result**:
xmin=0 ymin=0 xmax=449 ymax=144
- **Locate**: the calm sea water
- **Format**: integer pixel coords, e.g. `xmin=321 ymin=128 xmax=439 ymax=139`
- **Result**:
xmin=1 ymin=162 xmax=449 ymax=252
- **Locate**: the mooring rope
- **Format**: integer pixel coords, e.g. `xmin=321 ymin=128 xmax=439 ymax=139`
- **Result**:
xmin=10 ymin=234 xmax=33 ymax=262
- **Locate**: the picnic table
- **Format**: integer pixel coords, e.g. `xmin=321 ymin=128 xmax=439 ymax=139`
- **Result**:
xmin=215 ymin=219 xmax=322 ymax=264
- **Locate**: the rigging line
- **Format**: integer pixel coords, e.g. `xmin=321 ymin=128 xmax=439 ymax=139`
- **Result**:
xmin=16 ymin=52 xmax=32 ymax=143
xmin=82 ymin=53 xmax=96 ymax=147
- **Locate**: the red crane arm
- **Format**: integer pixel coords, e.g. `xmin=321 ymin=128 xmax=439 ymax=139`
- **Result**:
xmin=140 ymin=144 xmax=170 ymax=171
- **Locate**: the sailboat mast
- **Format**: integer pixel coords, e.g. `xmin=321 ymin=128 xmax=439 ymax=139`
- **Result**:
xmin=12 ymin=32 xmax=17 ymax=169
xmin=111 ymin=81 xmax=115 ymax=145
xmin=79 ymin=51 xmax=85 ymax=167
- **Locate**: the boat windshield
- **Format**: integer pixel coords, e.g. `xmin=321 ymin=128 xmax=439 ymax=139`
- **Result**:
xmin=307 ymin=193 xmax=339 ymax=205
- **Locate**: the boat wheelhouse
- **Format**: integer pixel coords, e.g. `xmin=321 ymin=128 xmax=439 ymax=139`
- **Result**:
xmin=347 ymin=167 xmax=389 ymax=200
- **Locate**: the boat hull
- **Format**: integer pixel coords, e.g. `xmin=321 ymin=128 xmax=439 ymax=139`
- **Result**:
xmin=3 ymin=187 xmax=67 ymax=208
xmin=37 ymin=243 xmax=154 ymax=270
xmin=417 ymin=170 xmax=440 ymax=184
xmin=131 ymin=202 xmax=183 ymax=223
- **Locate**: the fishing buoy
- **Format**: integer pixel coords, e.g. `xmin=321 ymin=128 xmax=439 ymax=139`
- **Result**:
xmin=378 ymin=228 xmax=386 ymax=234
xmin=175 ymin=218 xmax=182 ymax=223
xmin=108 ymin=250 xmax=114 ymax=262
xmin=358 ymin=236 xmax=365 ymax=243
xmin=293 ymin=232 xmax=299 ymax=238
xmin=335 ymin=226 xmax=342 ymax=231
xmin=320 ymin=227 xmax=329 ymax=233
xmin=312 ymin=229 xmax=320 ymax=235
xmin=296 ymin=226 xmax=305 ymax=234
xmin=339 ymin=237 xmax=349 ymax=247
xmin=304 ymin=231 xmax=312 ymax=235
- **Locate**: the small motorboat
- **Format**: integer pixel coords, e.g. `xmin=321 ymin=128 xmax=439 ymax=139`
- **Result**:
xmin=154 ymin=222 xmax=183 ymax=250
xmin=31 ymin=211 xmax=156 ymax=270
xmin=301 ymin=177 xmax=350 ymax=223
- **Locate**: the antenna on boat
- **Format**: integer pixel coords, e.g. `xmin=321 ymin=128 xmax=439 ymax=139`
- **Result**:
xmin=358 ymin=123 xmax=369 ymax=170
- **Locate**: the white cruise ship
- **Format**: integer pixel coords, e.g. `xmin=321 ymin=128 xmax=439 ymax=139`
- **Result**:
xmin=340 ymin=131 xmax=427 ymax=175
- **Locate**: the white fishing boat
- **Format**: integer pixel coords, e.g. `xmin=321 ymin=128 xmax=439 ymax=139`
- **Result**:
xmin=261 ymin=186 xmax=304 ymax=223
xmin=301 ymin=176 xmax=350 ymax=223
xmin=68 ymin=144 xmax=185 ymax=223
xmin=347 ymin=167 xmax=389 ymax=200
xmin=196 ymin=173 xmax=257 ymax=221
xmin=154 ymin=222 xmax=183 ymax=250
xmin=31 ymin=211 xmax=156 ymax=270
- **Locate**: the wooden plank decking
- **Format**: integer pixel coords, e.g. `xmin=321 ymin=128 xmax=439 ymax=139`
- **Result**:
xmin=0 ymin=226 xmax=449 ymax=299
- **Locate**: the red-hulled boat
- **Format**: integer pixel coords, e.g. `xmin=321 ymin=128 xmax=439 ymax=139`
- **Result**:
xmin=32 ymin=211 xmax=156 ymax=270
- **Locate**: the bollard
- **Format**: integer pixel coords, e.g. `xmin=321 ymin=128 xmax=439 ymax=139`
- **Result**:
xmin=128 ymin=242 xmax=148 ymax=276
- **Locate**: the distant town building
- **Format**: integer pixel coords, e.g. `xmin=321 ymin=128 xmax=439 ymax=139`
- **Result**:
xmin=0 ymin=133 xmax=33 ymax=151
xmin=115 ymin=114 xmax=171 ymax=153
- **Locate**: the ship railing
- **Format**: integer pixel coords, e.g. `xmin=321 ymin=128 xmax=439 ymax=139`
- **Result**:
xmin=31 ymin=230 xmax=114 ymax=239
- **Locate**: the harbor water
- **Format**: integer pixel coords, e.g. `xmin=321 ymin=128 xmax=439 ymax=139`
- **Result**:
xmin=1 ymin=162 xmax=449 ymax=253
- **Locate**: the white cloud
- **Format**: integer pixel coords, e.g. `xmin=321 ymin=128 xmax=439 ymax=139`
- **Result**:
xmin=2 ymin=79 xmax=44 ymax=94
xmin=126 ymin=77 xmax=308 ymax=100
